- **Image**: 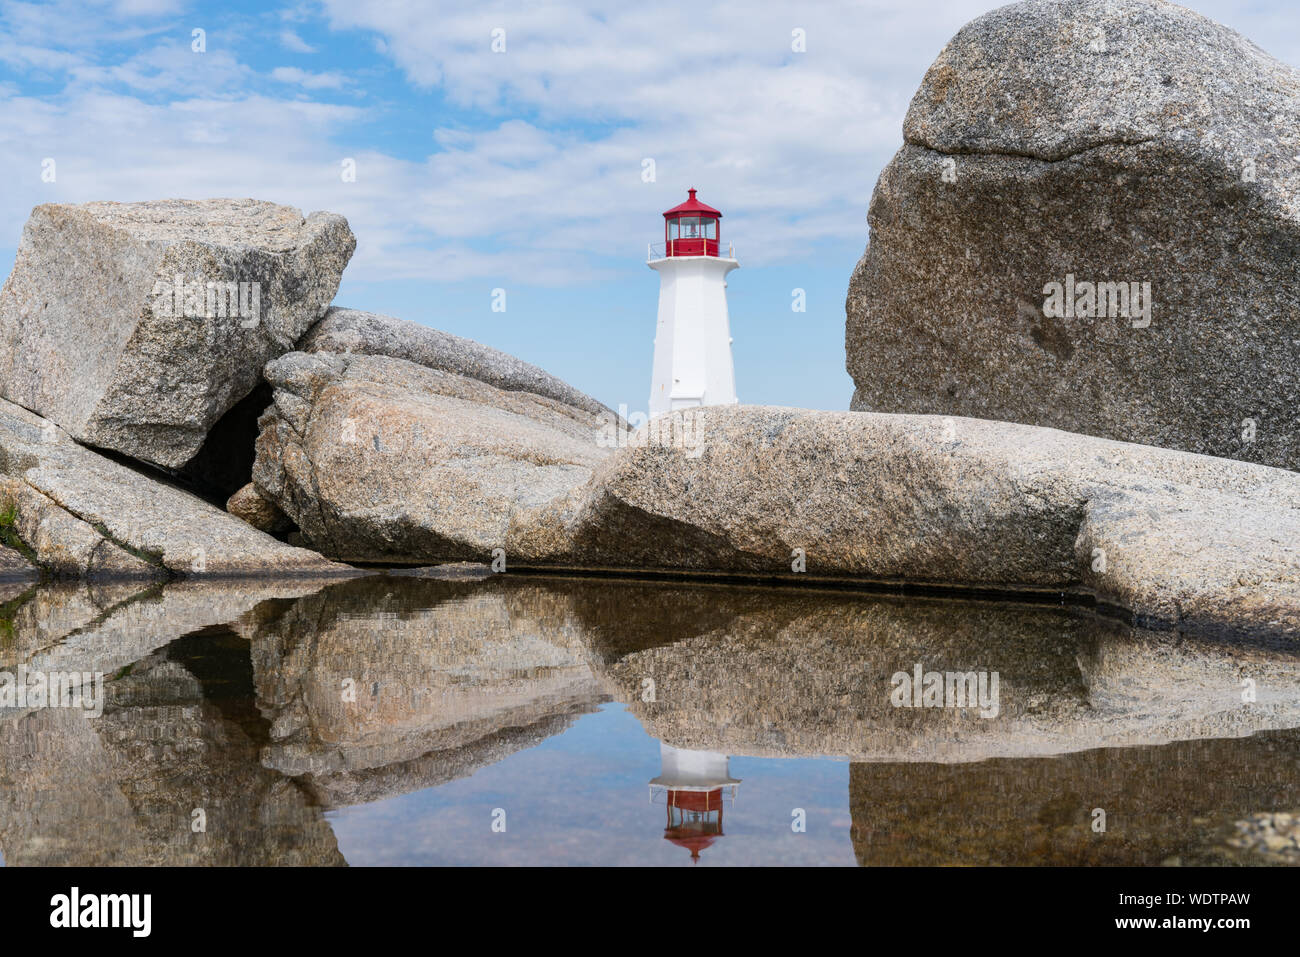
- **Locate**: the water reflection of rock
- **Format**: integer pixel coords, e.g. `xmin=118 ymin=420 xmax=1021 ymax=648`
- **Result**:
xmin=242 ymin=576 xmax=1300 ymax=770
xmin=0 ymin=626 xmax=342 ymax=865
xmin=555 ymin=579 xmax=1300 ymax=866
xmin=2 ymin=572 xmax=1298 ymax=866
xmin=1 ymin=578 xmax=334 ymax=685
xmin=244 ymin=576 xmax=607 ymax=807
xmin=848 ymin=729 xmax=1300 ymax=866
xmin=560 ymin=581 xmax=1300 ymax=762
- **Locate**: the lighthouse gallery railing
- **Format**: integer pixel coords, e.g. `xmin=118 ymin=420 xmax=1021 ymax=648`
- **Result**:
xmin=647 ymin=241 xmax=736 ymax=261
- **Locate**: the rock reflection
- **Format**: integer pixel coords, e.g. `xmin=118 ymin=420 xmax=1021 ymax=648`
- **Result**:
xmin=244 ymin=576 xmax=607 ymax=808
xmin=0 ymin=626 xmax=342 ymax=865
xmin=848 ymin=730 xmax=1300 ymax=866
xmin=0 ymin=572 xmax=1296 ymax=866
xmin=568 ymin=582 xmax=1300 ymax=761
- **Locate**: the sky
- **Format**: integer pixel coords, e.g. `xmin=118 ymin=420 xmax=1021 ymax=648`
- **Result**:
xmin=0 ymin=0 xmax=1296 ymax=414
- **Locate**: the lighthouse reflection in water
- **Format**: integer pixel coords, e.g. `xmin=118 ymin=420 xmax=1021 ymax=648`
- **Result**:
xmin=649 ymin=743 xmax=741 ymax=863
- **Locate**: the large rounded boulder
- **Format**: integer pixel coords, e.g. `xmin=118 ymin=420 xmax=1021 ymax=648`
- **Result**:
xmin=846 ymin=0 xmax=1300 ymax=469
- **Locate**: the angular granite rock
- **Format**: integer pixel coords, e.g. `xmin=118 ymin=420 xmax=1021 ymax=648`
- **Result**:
xmin=845 ymin=0 xmax=1300 ymax=470
xmin=252 ymin=351 xmax=612 ymax=563
xmin=302 ymin=307 xmax=613 ymax=418
xmin=514 ymin=406 xmax=1300 ymax=641
xmin=0 ymin=199 xmax=354 ymax=469
xmin=0 ymin=396 xmax=353 ymax=578
xmin=226 ymin=481 xmax=292 ymax=534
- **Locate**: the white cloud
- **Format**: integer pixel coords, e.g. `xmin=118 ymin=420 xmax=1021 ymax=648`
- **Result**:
xmin=70 ymin=44 xmax=253 ymax=94
xmin=0 ymin=0 xmax=177 ymax=50
xmin=2 ymin=0 xmax=1298 ymax=289
xmin=306 ymin=0 xmax=1300 ymax=280
xmin=0 ymin=40 xmax=86 ymax=72
xmin=301 ymin=0 xmax=983 ymax=274
xmin=278 ymin=29 xmax=316 ymax=54
xmin=112 ymin=0 xmax=184 ymax=14
xmin=270 ymin=65 xmax=346 ymax=89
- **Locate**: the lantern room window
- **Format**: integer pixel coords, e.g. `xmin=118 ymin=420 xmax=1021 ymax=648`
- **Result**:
xmin=668 ymin=216 xmax=718 ymax=241
xmin=668 ymin=216 xmax=718 ymax=240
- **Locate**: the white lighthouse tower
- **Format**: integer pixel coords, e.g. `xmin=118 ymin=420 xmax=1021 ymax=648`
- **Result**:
xmin=648 ymin=188 xmax=738 ymax=418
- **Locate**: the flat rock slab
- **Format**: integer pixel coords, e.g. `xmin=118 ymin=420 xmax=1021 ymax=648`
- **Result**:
xmin=0 ymin=199 xmax=354 ymax=469
xmin=302 ymin=307 xmax=613 ymax=419
xmin=0 ymin=396 xmax=355 ymax=578
xmin=846 ymin=0 xmax=1300 ymax=469
xmin=513 ymin=406 xmax=1300 ymax=642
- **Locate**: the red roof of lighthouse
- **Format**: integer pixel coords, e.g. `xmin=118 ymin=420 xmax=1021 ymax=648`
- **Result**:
xmin=663 ymin=188 xmax=721 ymax=219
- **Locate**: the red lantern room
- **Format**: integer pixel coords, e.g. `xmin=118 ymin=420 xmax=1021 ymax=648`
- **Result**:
xmin=663 ymin=188 xmax=722 ymax=257
xmin=663 ymin=787 xmax=726 ymax=863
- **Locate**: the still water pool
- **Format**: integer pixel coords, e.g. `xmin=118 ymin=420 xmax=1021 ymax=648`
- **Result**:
xmin=1 ymin=573 xmax=1297 ymax=866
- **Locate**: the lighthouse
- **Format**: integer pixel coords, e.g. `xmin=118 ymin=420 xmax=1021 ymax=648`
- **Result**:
xmin=647 ymin=188 xmax=738 ymax=418
xmin=649 ymin=743 xmax=741 ymax=863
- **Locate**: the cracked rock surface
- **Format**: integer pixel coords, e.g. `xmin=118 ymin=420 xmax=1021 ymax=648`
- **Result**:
xmin=301 ymin=307 xmax=614 ymax=419
xmin=846 ymin=0 xmax=1300 ymax=469
xmin=0 ymin=396 xmax=354 ymax=578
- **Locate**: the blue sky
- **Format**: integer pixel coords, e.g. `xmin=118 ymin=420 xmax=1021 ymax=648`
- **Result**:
xmin=1 ymin=0 xmax=1295 ymax=413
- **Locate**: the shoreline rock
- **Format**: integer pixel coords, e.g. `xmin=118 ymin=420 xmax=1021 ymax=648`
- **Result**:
xmin=0 ymin=396 xmax=357 ymax=579
xmin=251 ymin=350 xmax=612 ymax=563
xmin=512 ymin=406 xmax=1300 ymax=642
xmin=1 ymin=184 xmax=1298 ymax=646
